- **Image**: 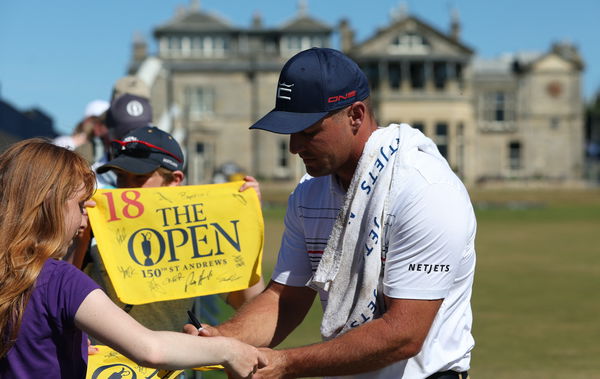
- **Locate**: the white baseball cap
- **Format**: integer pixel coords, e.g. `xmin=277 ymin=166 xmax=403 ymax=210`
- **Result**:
xmin=84 ymin=99 xmax=110 ymax=118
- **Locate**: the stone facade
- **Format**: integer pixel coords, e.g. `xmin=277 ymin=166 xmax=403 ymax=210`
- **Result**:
xmin=470 ymin=45 xmax=585 ymax=186
xmin=129 ymin=4 xmax=585 ymax=187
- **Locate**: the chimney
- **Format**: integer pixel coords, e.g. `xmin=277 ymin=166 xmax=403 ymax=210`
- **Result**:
xmin=390 ymin=2 xmax=408 ymax=21
xmin=297 ymin=0 xmax=308 ymax=17
xmin=175 ymin=5 xmax=186 ymax=18
xmin=190 ymin=0 xmax=200 ymax=11
xmin=552 ymin=41 xmax=584 ymax=69
xmin=450 ymin=8 xmax=461 ymax=41
xmin=252 ymin=11 xmax=263 ymax=28
xmin=339 ymin=18 xmax=355 ymax=53
xmin=132 ymin=31 xmax=147 ymax=63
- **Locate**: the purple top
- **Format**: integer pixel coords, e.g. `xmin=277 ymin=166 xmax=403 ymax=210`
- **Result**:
xmin=0 ymin=259 xmax=100 ymax=378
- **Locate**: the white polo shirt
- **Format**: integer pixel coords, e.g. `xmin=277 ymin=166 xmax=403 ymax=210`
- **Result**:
xmin=272 ymin=133 xmax=476 ymax=378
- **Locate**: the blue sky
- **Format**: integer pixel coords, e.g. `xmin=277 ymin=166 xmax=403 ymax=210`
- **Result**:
xmin=1 ymin=0 xmax=598 ymax=134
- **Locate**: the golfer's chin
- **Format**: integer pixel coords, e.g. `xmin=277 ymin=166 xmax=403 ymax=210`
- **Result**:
xmin=304 ymin=165 xmax=330 ymax=178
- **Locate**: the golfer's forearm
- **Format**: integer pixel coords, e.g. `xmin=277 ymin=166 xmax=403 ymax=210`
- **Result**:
xmin=218 ymin=282 xmax=314 ymax=348
xmin=277 ymin=318 xmax=420 ymax=377
xmin=218 ymin=288 xmax=284 ymax=346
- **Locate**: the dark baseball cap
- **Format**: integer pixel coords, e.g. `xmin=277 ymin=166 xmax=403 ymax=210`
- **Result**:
xmin=105 ymin=94 xmax=153 ymax=140
xmin=97 ymin=126 xmax=184 ymax=175
xmin=249 ymin=48 xmax=370 ymax=134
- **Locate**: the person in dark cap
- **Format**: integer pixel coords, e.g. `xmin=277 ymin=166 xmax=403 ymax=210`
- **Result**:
xmin=186 ymin=48 xmax=477 ymax=379
xmin=86 ymin=126 xmax=265 ymax=345
xmin=105 ymin=93 xmax=153 ymax=141
xmin=97 ymin=125 xmax=182 ymax=186
xmin=92 ymin=94 xmax=153 ymax=189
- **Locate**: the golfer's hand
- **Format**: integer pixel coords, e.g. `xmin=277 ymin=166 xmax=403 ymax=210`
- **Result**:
xmin=222 ymin=338 xmax=268 ymax=379
xmin=182 ymin=323 xmax=222 ymax=337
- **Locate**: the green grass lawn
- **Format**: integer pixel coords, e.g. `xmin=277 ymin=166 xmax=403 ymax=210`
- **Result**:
xmin=469 ymin=189 xmax=600 ymax=378
xmin=211 ymin=188 xmax=600 ymax=378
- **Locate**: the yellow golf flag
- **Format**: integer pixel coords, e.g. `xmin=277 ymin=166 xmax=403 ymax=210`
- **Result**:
xmin=86 ymin=345 xmax=185 ymax=378
xmin=86 ymin=345 xmax=222 ymax=378
xmin=88 ymin=181 xmax=263 ymax=305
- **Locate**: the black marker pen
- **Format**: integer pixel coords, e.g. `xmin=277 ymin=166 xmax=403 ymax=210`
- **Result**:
xmin=187 ymin=310 xmax=203 ymax=331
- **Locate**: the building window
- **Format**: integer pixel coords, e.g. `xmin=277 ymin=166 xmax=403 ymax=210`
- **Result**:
xmin=495 ymin=92 xmax=506 ymax=121
xmin=550 ymin=116 xmax=560 ymax=129
xmin=159 ymin=37 xmax=169 ymax=56
xmin=389 ymin=32 xmax=430 ymax=54
xmin=282 ymin=35 xmax=324 ymax=54
xmin=362 ymin=63 xmax=380 ymax=90
xmin=412 ymin=122 xmax=424 ymax=134
xmin=509 ymin=141 xmax=521 ymax=170
xmin=455 ymin=62 xmax=464 ymax=88
xmin=388 ymin=62 xmax=402 ymax=90
xmin=191 ymin=36 xmax=229 ymax=57
xmin=433 ymin=62 xmax=447 ymax=90
xmin=263 ymin=35 xmax=279 ymax=54
xmin=186 ymin=87 xmax=215 ymax=120
xmin=435 ymin=123 xmax=448 ymax=158
xmin=410 ymin=61 xmax=425 ymax=89
xmin=484 ymin=91 xmax=514 ymax=122
xmin=287 ymin=36 xmax=302 ymax=51
xmin=168 ymin=37 xmax=182 ymax=54
xmin=190 ymin=139 xmax=215 ymax=184
xmin=278 ymin=139 xmax=289 ymax=168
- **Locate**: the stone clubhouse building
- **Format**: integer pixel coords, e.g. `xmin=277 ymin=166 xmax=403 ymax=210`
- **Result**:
xmin=126 ymin=2 xmax=585 ymax=187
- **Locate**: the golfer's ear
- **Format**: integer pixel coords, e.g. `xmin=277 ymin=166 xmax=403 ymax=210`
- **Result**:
xmin=349 ymin=101 xmax=366 ymax=132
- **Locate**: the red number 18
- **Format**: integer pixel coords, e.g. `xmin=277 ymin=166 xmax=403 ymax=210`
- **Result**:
xmin=102 ymin=190 xmax=145 ymax=222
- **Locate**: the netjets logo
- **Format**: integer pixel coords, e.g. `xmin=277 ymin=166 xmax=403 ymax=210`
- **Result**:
xmin=126 ymin=100 xmax=145 ymax=117
xmin=277 ymin=83 xmax=294 ymax=101
xmin=408 ymin=263 xmax=450 ymax=274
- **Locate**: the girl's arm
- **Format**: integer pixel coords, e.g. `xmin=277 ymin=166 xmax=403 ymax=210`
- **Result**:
xmin=75 ymin=289 xmax=266 ymax=377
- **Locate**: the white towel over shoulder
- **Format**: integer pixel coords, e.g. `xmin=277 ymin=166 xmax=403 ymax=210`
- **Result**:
xmin=308 ymin=123 xmax=444 ymax=340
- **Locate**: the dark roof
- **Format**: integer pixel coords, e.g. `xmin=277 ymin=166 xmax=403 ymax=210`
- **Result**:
xmin=279 ymin=15 xmax=331 ymax=33
xmin=154 ymin=9 xmax=235 ymax=34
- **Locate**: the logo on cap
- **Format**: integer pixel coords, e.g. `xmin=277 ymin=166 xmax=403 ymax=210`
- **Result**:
xmin=328 ymin=90 xmax=357 ymax=104
xmin=277 ymin=83 xmax=294 ymax=101
xmin=126 ymin=100 xmax=145 ymax=117
xmin=162 ymin=157 xmax=178 ymax=169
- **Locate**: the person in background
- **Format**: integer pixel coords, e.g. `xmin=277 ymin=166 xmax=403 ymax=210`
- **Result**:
xmin=93 ymin=93 xmax=153 ymax=189
xmin=0 ymin=139 xmax=266 ymax=379
xmin=91 ymin=75 xmax=153 ymax=189
xmin=53 ymin=99 xmax=109 ymax=163
xmin=111 ymin=75 xmax=151 ymax=101
xmin=186 ymin=48 xmax=476 ymax=379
